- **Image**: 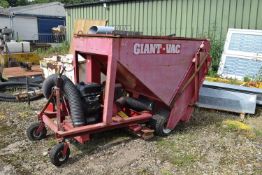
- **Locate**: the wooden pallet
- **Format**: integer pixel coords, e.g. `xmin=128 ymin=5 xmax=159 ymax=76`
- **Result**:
xmin=69 ymin=19 xmax=107 ymax=53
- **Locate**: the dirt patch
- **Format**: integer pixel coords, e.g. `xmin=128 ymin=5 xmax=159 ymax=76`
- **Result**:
xmin=0 ymin=99 xmax=261 ymax=174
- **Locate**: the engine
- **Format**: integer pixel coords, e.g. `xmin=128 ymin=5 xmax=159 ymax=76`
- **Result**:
xmin=77 ymin=82 xmax=102 ymax=124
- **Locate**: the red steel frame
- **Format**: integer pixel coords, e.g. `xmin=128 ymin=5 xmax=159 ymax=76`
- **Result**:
xmin=38 ymin=87 xmax=152 ymax=143
xmin=38 ymin=34 xmax=211 ymax=143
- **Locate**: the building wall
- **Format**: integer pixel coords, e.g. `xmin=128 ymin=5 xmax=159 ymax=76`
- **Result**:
xmin=0 ymin=16 xmax=11 ymax=28
xmin=1 ymin=15 xmax=66 ymax=42
xmin=0 ymin=15 xmax=38 ymax=41
xmin=66 ymin=0 xmax=262 ymax=41
xmin=13 ymin=16 xmax=38 ymax=41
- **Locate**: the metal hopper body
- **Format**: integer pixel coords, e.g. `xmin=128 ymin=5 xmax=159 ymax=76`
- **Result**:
xmin=73 ymin=35 xmax=211 ymax=129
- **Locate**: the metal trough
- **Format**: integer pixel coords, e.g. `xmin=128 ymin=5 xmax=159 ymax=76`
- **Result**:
xmin=197 ymin=86 xmax=257 ymax=114
xmin=203 ymin=81 xmax=262 ymax=105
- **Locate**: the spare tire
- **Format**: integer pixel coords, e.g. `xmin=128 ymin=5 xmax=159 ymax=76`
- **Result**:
xmin=42 ymin=74 xmax=86 ymax=127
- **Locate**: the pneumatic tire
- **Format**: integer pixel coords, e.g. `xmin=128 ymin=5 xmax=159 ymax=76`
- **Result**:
xmin=150 ymin=114 xmax=172 ymax=136
xmin=50 ymin=143 xmax=70 ymax=166
xmin=26 ymin=122 xmax=47 ymax=141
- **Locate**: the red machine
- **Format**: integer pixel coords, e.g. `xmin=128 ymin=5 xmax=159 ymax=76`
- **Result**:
xmin=27 ymin=34 xmax=211 ymax=166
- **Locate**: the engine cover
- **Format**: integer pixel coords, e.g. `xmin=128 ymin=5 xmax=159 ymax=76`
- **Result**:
xmin=77 ymin=82 xmax=102 ymax=124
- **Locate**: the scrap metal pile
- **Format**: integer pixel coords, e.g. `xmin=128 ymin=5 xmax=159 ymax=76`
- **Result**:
xmin=0 ymin=27 xmax=43 ymax=102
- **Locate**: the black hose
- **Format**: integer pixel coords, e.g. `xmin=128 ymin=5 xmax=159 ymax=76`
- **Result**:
xmin=42 ymin=74 xmax=86 ymax=127
xmin=0 ymin=82 xmax=43 ymax=102
xmin=116 ymin=96 xmax=153 ymax=112
xmin=0 ymin=82 xmax=41 ymax=89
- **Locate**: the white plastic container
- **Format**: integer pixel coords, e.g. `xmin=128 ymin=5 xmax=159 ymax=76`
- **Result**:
xmin=4 ymin=41 xmax=30 ymax=53
xmin=21 ymin=42 xmax=30 ymax=52
xmin=5 ymin=41 xmax=22 ymax=53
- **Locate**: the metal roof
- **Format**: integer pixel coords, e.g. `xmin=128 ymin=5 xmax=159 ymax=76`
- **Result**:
xmin=65 ymin=0 xmax=130 ymax=8
xmin=9 ymin=2 xmax=63 ymax=14
xmin=0 ymin=2 xmax=65 ymax=16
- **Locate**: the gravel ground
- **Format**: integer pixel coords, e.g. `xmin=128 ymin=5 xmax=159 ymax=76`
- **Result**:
xmin=0 ymin=99 xmax=261 ymax=175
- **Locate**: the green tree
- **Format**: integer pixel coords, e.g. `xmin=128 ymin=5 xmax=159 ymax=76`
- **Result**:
xmin=31 ymin=0 xmax=50 ymax=4
xmin=8 ymin=0 xmax=29 ymax=7
xmin=0 ymin=0 xmax=9 ymax=8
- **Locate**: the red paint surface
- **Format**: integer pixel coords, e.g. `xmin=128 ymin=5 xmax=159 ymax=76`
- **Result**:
xmin=73 ymin=35 xmax=210 ymax=130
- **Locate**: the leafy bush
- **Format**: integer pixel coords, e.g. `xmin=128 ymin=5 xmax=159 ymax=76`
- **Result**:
xmin=198 ymin=27 xmax=224 ymax=77
xmin=209 ymin=37 xmax=223 ymax=75
xmin=35 ymin=41 xmax=70 ymax=58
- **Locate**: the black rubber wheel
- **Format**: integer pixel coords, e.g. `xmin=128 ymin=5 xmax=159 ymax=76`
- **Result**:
xmin=50 ymin=143 xmax=70 ymax=166
xmin=26 ymin=122 xmax=47 ymax=141
xmin=150 ymin=114 xmax=172 ymax=136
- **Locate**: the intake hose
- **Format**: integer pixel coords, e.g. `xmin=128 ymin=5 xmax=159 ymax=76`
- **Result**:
xmin=42 ymin=74 xmax=86 ymax=127
xmin=116 ymin=96 xmax=153 ymax=112
xmin=0 ymin=82 xmax=42 ymax=102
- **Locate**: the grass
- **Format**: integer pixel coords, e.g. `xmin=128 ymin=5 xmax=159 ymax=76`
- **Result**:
xmin=254 ymin=129 xmax=262 ymax=137
xmin=221 ymin=119 xmax=262 ymax=139
xmin=35 ymin=41 xmax=70 ymax=58
xmin=0 ymin=154 xmax=32 ymax=175
xmin=0 ymin=113 xmax=5 ymax=120
xmin=222 ymin=120 xmax=262 ymax=138
xmin=46 ymin=138 xmax=57 ymax=148
xmin=137 ymin=168 xmax=151 ymax=175
xmin=0 ymin=100 xmax=261 ymax=174
xmin=161 ymin=169 xmax=173 ymax=175
xmin=222 ymin=120 xmax=252 ymax=132
xmin=155 ymin=108 xmax=262 ymax=174
xmin=18 ymin=111 xmax=31 ymax=118
xmin=157 ymin=138 xmax=199 ymax=167
xmin=0 ymin=125 xmax=12 ymax=149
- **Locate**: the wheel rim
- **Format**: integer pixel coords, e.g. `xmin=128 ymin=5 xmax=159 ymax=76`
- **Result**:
xmin=163 ymin=128 xmax=171 ymax=134
xmin=58 ymin=151 xmax=67 ymax=162
xmin=33 ymin=129 xmax=41 ymax=138
xmin=163 ymin=122 xmax=171 ymax=134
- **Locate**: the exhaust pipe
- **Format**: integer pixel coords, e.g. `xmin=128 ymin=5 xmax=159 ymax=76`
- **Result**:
xmin=116 ymin=96 xmax=154 ymax=112
xmin=88 ymin=26 xmax=115 ymax=34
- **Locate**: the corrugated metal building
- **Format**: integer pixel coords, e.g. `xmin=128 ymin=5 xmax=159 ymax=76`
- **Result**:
xmin=0 ymin=2 xmax=65 ymax=41
xmin=65 ymin=0 xmax=262 ymax=41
